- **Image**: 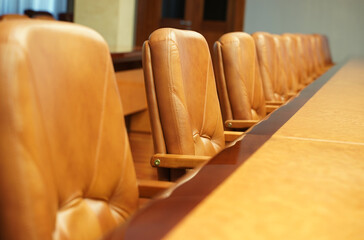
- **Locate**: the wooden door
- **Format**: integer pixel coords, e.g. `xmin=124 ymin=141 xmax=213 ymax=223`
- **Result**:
xmin=135 ymin=0 xmax=246 ymax=50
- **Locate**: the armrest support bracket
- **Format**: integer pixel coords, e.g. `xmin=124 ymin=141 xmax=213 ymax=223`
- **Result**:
xmin=151 ymin=153 xmax=210 ymax=168
xmin=224 ymin=120 xmax=259 ymax=129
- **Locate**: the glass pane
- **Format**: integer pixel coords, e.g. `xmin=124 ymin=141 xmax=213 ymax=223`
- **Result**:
xmin=203 ymin=0 xmax=228 ymax=21
xmin=162 ymin=0 xmax=185 ymax=19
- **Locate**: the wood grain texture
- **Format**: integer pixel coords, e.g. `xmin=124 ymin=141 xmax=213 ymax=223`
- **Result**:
xmin=111 ymin=51 xmax=142 ymax=71
xmin=128 ymin=132 xmax=158 ymax=180
xmin=224 ymin=131 xmax=245 ymax=142
xmin=128 ymin=110 xmax=151 ymax=133
xmin=166 ymin=137 xmax=364 ymax=239
xmin=114 ymin=59 xmax=364 ymax=239
xmin=151 ymin=154 xmax=210 ymax=168
xmin=225 ymin=120 xmax=259 ymax=129
xmin=135 ymin=0 xmax=245 ymax=50
xmin=138 ymin=179 xmax=174 ymax=198
xmin=115 ymin=69 xmax=147 ymax=115
xmin=165 ymin=59 xmax=364 ymax=239
xmin=274 ymin=59 xmax=364 ymax=143
xmin=265 ymin=104 xmax=279 ymax=113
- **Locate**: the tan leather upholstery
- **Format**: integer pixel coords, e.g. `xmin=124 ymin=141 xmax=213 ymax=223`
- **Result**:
xmin=213 ymin=32 xmax=266 ymax=123
xmin=302 ymin=34 xmax=318 ymax=80
xmin=273 ymin=34 xmax=299 ymax=95
xmin=142 ymin=28 xmax=225 ymax=172
xmin=293 ymin=34 xmax=313 ymax=85
xmin=281 ymin=33 xmax=305 ymax=91
xmin=314 ymin=34 xmax=329 ymax=71
xmin=289 ymin=34 xmax=309 ymax=88
xmin=253 ymin=32 xmax=288 ymax=102
xmin=0 ymin=20 xmax=138 ymax=239
xmin=0 ymin=14 xmax=30 ymax=21
xmin=321 ymin=35 xmax=334 ymax=67
xmin=310 ymin=34 xmax=327 ymax=76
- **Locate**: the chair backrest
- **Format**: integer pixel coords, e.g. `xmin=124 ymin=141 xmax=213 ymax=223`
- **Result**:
xmin=143 ymin=28 xmax=225 ymax=157
xmin=0 ymin=14 xmax=30 ymax=21
xmin=213 ymin=32 xmax=266 ymax=122
xmin=295 ymin=34 xmax=314 ymax=84
xmin=321 ymin=35 xmax=334 ymax=66
xmin=272 ymin=34 xmax=299 ymax=95
xmin=310 ymin=34 xmax=326 ymax=75
xmin=282 ymin=33 xmax=308 ymax=89
xmin=301 ymin=34 xmax=316 ymax=80
xmin=0 ymin=20 xmax=138 ymax=239
xmin=253 ymin=32 xmax=288 ymax=102
xmin=281 ymin=34 xmax=303 ymax=91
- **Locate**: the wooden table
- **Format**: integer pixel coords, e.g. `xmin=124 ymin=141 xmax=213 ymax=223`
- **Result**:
xmin=115 ymin=69 xmax=147 ymax=116
xmin=111 ymin=51 xmax=147 ymax=116
xmin=108 ymin=59 xmax=364 ymax=239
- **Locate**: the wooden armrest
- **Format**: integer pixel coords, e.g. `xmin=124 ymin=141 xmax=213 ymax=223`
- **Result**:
xmin=225 ymin=120 xmax=259 ymax=129
xmin=151 ymin=153 xmax=210 ymax=168
xmin=224 ymin=131 xmax=243 ymax=142
xmin=138 ymin=179 xmax=175 ymax=198
xmin=298 ymin=83 xmax=305 ymax=91
xmin=287 ymin=92 xmax=296 ymax=98
xmin=265 ymin=100 xmax=285 ymax=105
xmin=266 ymin=104 xmax=280 ymax=114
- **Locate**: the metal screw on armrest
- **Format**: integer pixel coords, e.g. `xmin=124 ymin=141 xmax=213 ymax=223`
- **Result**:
xmin=227 ymin=122 xmax=232 ymax=127
xmin=154 ymin=159 xmax=161 ymax=166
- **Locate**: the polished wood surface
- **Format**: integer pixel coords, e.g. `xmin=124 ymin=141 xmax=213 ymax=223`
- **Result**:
xmin=111 ymin=50 xmax=142 ymax=71
xmin=111 ymin=59 xmax=364 ymax=239
xmin=275 ymin=59 xmax=364 ymax=143
xmin=115 ymin=69 xmax=147 ymax=116
xmin=112 ymin=53 xmax=155 ymax=181
xmin=167 ymin=137 xmax=364 ymax=239
xmin=168 ymin=59 xmax=364 ymax=239
xmin=128 ymin=132 xmax=157 ymax=180
xmin=138 ymin=179 xmax=174 ymax=198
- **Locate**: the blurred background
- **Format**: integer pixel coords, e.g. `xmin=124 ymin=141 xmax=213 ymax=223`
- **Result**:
xmin=1 ymin=0 xmax=364 ymax=63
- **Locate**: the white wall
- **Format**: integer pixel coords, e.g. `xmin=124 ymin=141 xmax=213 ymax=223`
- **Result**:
xmin=244 ymin=0 xmax=364 ymax=63
xmin=74 ymin=0 xmax=136 ymax=52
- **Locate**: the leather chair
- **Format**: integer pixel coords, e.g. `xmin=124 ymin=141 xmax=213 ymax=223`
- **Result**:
xmin=284 ymin=34 xmax=311 ymax=89
xmin=320 ymin=35 xmax=334 ymax=67
xmin=295 ymin=34 xmax=316 ymax=85
xmin=310 ymin=34 xmax=327 ymax=76
xmin=302 ymin=34 xmax=319 ymax=81
xmin=143 ymin=28 xmax=242 ymax=181
xmin=0 ymin=14 xmax=30 ymax=21
xmin=212 ymin=32 xmax=270 ymax=130
xmin=281 ymin=33 xmax=306 ymax=91
xmin=253 ymin=32 xmax=288 ymax=106
xmin=0 ymin=20 xmax=170 ymax=240
xmin=272 ymin=34 xmax=300 ymax=96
